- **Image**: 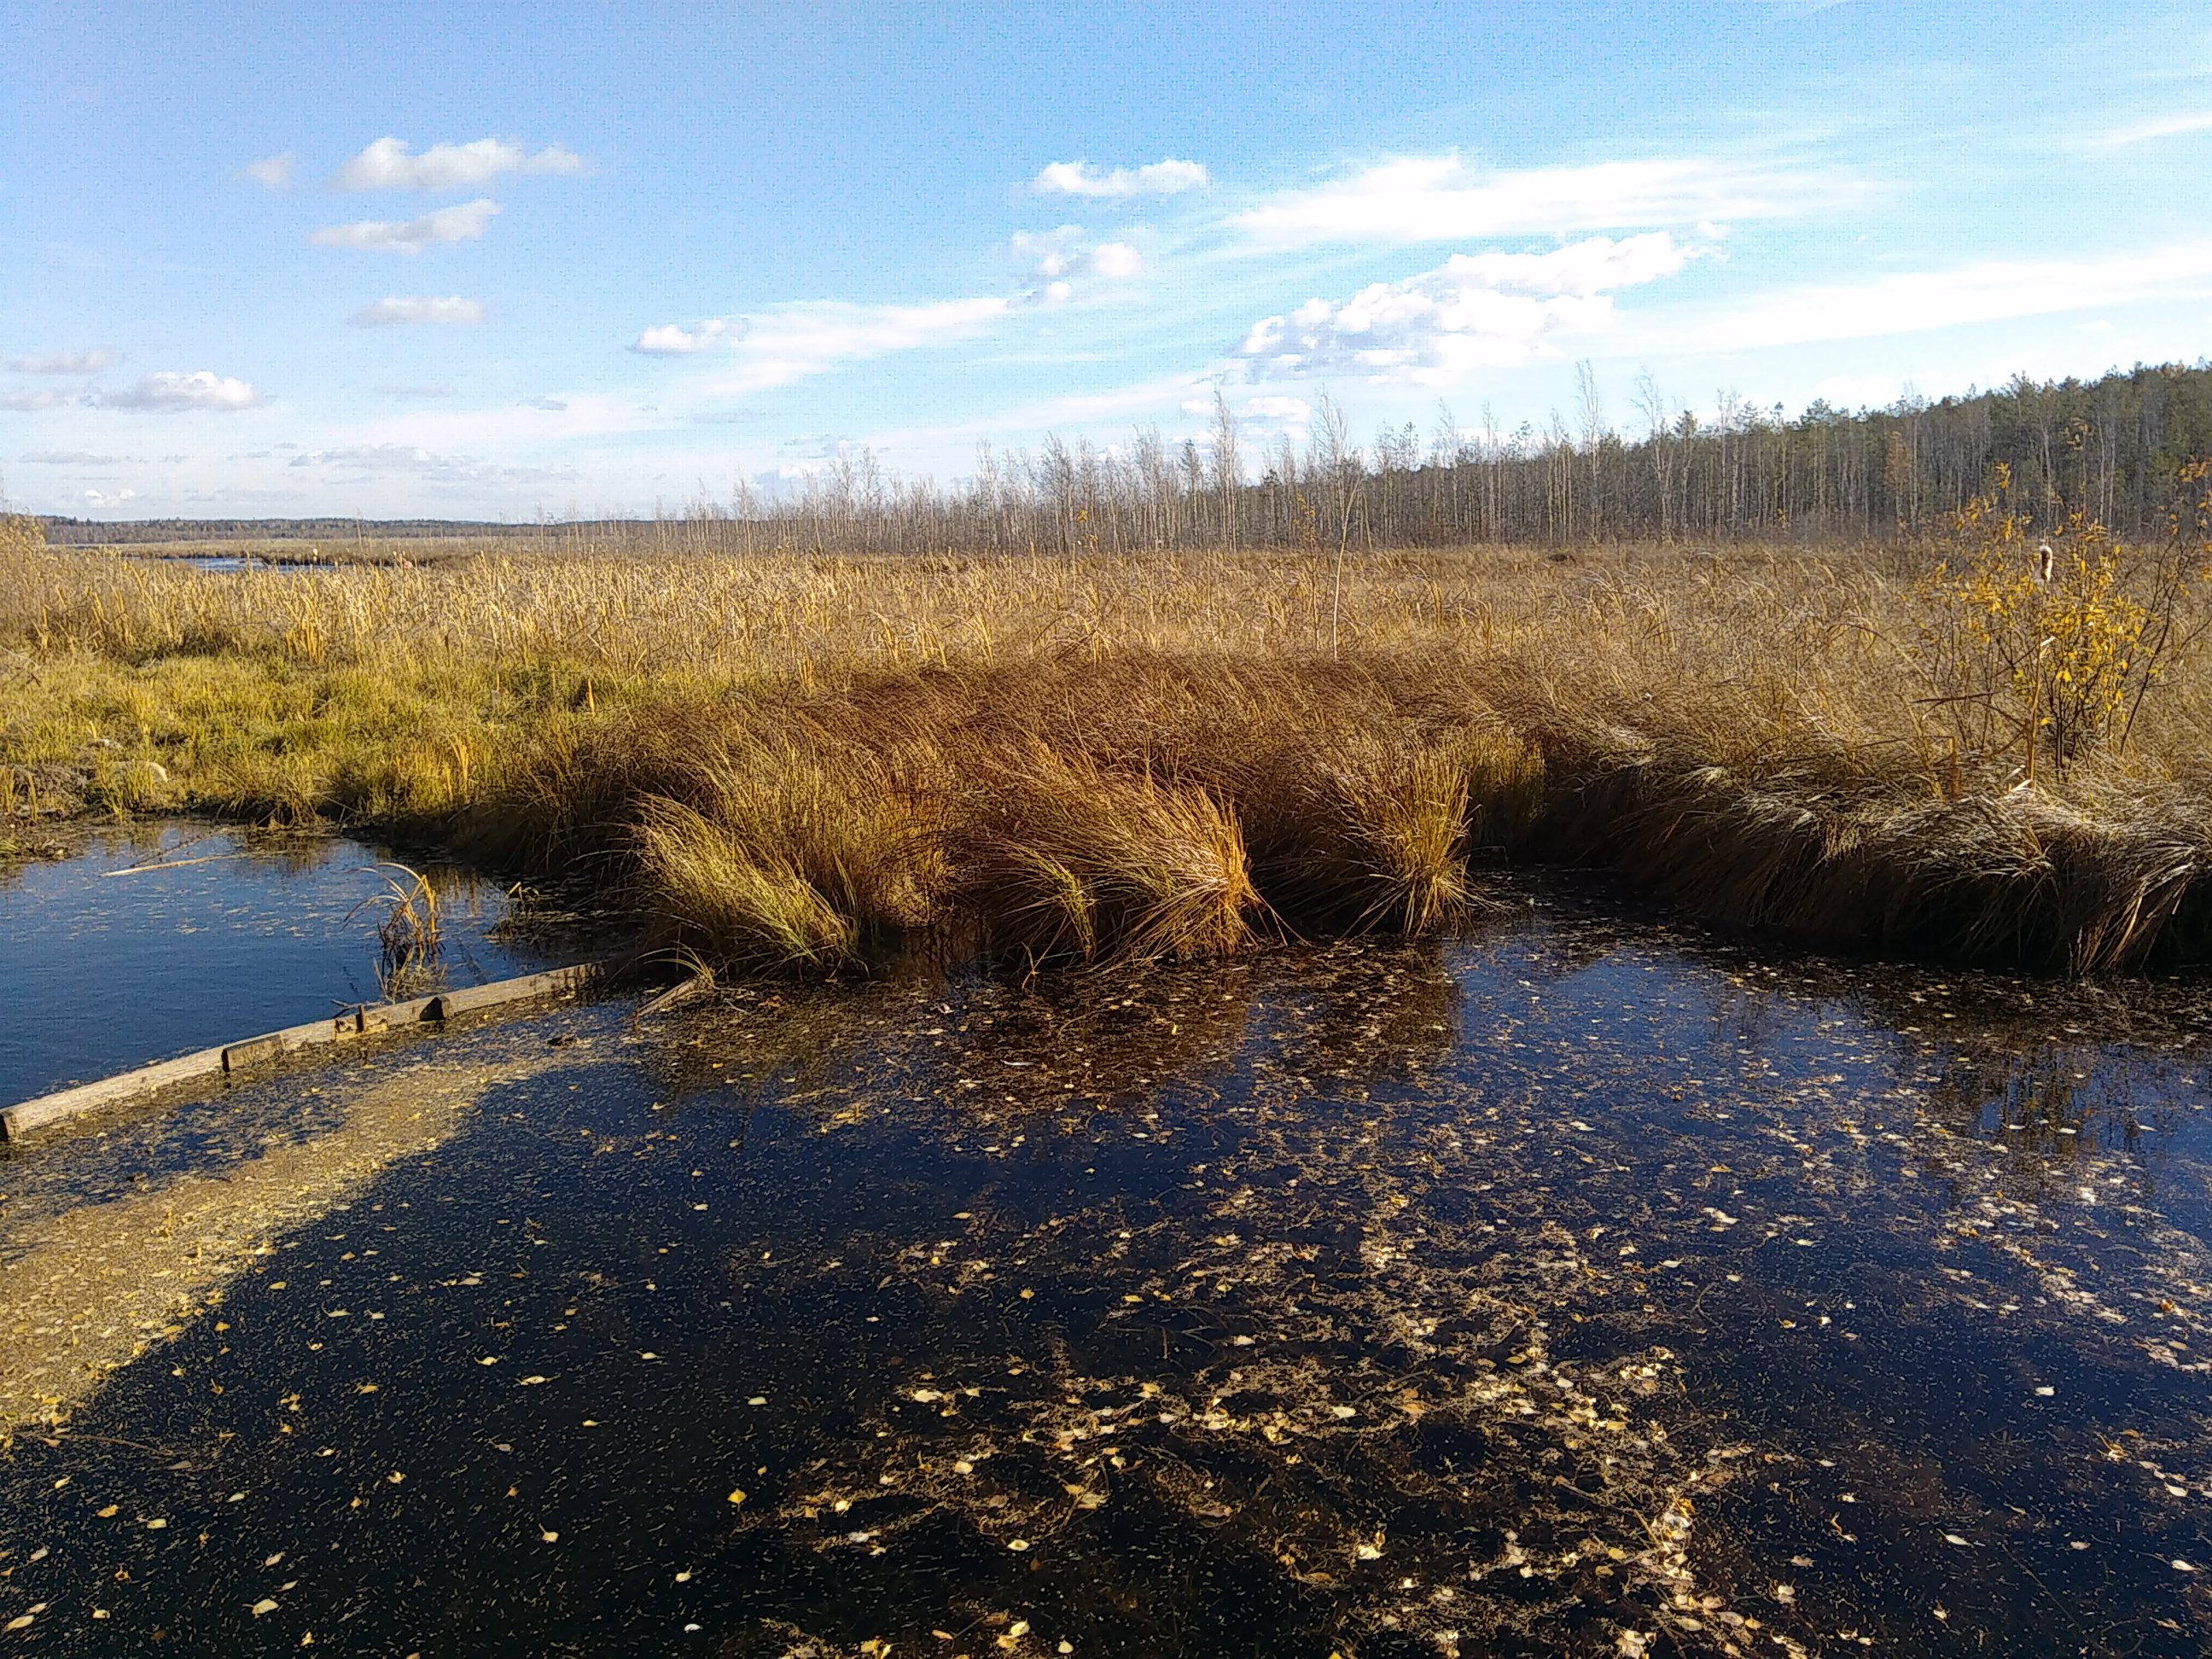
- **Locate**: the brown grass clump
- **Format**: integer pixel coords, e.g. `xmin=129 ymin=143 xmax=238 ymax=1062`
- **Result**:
xmin=952 ymin=744 xmax=1258 ymax=963
xmin=8 ymin=487 xmax=2212 ymax=976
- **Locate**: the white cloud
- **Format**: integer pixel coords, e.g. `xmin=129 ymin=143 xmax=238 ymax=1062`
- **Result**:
xmin=374 ymin=382 xmax=456 ymax=398
xmin=632 ymin=318 xmax=747 ymax=355
xmin=101 ymin=371 xmax=263 ymax=410
xmin=632 ymin=297 xmax=1011 ymax=391
xmin=1089 ymin=242 xmax=1144 ymax=280
xmin=1010 ymin=229 xmax=1143 ymax=288
xmin=8 ymin=347 xmax=114 ymax=374
xmin=333 ymin=137 xmax=585 ymax=191
xmin=1239 ymin=232 xmax=1694 ymax=385
xmin=80 ymin=489 xmax=139 ymax=505
xmin=19 ymin=450 xmax=128 ymax=464
xmin=1237 ymin=154 xmax=1858 ymax=247
xmin=2098 ymin=111 xmax=2212 ymax=146
xmin=245 ymin=152 xmax=295 ymax=189
xmin=284 ymin=442 xmax=571 ymax=485
xmin=1 ymin=388 xmax=79 ymax=411
xmin=349 ymin=295 xmax=487 ymax=326
xmin=1033 ymin=158 xmax=1209 ymax=198
xmin=1666 ymin=242 xmax=2212 ymax=352
xmin=1241 ymin=395 xmax=1312 ymax=422
xmin=310 ymin=199 xmax=501 ymax=253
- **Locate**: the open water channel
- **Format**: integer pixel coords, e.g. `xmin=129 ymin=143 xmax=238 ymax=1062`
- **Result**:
xmin=3 ymin=826 xmax=2212 ymax=1654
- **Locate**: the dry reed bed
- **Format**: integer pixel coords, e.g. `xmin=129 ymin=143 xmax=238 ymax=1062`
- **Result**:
xmin=9 ymin=542 xmax=2212 ymax=974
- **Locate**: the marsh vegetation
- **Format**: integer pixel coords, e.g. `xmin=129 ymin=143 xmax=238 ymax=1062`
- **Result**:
xmin=4 ymin=447 xmax=2212 ymax=977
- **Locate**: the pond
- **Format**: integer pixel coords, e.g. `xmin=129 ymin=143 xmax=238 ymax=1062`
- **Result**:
xmin=3 ymin=876 xmax=2211 ymax=1654
xmin=0 ymin=822 xmax=573 ymax=1103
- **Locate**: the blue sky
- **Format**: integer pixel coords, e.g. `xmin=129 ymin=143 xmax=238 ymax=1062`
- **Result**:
xmin=4 ymin=1 xmax=2212 ymax=520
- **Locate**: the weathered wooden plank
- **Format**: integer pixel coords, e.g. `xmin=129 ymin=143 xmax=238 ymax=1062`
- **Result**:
xmin=3 ymin=1046 xmax=228 ymax=1139
xmin=2 ymin=964 xmax=608 ymax=1142
xmin=423 ymin=964 xmax=602 ymax=1022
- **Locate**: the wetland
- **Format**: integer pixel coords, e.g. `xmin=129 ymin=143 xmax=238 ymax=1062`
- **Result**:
xmin=5 ymin=852 xmax=2212 ymax=1654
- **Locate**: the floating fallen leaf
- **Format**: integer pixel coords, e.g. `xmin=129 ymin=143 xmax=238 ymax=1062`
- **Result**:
xmin=2174 ymin=1559 xmax=2197 ymax=1573
xmin=97 ymin=1505 xmax=119 ymax=1518
xmin=253 ymin=1599 xmax=279 ymax=1617
xmin=675 ymin=1570 xmax=692 ymax=1583
xmin=521 ymin=1376 xmax=548 ymax=1386
xmin=146 ymin=1518 xmax=169 ymax=1530
xmin=727 ymin=1489 xmax=748 ymax=1506
xmin=540 ymin=1529 xmax=559 ymax=1543
xmin=2035 ymin=1386 xmax=2054 ymax=1397
xmin=1008 ymin=1539 xmax=1031 ymax=1551
xmin=387 ymin=1472 xmax=405 ymax=1485
xmin=478 ymin=1357 xmax=499 ymax=1366
xmin=1941 ymin=1534 xmax=1969 ymax=1546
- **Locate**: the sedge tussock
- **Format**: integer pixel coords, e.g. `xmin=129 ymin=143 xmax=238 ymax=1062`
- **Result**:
xmin=7 ymin=483 xmax=2212 ymax=976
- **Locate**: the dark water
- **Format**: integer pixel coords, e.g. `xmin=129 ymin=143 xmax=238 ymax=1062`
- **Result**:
xmin=129 ymin=556 xmax=325 ymax=573
xmin=4 ymin=898 xmax=2212 ymax=1654
xmin=0 ymin=823 xmax=566 ymax=1102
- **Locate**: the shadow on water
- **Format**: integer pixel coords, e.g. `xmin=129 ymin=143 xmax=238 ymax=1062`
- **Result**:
xmin=4 ymin=888 xmax=2212 ymax=1652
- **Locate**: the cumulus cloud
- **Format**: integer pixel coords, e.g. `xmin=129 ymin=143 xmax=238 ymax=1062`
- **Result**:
xmin=1032 ymin=158 xmax=1208 ymax=198
xmin=1010 ymin=229 xmax=1144 ymax=288
xmin=1089 ymin=242 xmax=1144 ymax=280
xmin=1 ymin=388 xmax=80 ymax=411
xmin=348 ymin=295 xmax=487 ymax=326
xmin=332 ymin=137 xmax=585 ymax=191
xmin=631 ymin=298 xmax=1010 ymax=390
xmin=100 ymin=371 xmax=263 ymax=410
xmin=245 ymin=152 xmax=295 ymax=189
xmin=8 ymin=347 xmax=114 ymax=374
xmin=310 ymin=199 xmax=501 ymax=253
xmin=1237 ymin=155 xmax=1854 ymax=247
xmin=631 ymin=317 xmax=747 ymax=355
xmin=1237 ymin=232 xmax=1692 ymax=384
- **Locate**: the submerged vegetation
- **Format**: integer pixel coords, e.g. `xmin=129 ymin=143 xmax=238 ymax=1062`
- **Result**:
xmin=5 ymin=456 xmax=2212 ymax=975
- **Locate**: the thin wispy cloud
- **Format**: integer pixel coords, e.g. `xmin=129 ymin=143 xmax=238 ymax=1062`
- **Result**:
xmin=1656 ymin=242 xmax=2212 ymax=352
xmin=310 ymin=199 xmax=501 ymax=253
xmin=8 ymin=347 xmax=114 ymax=374
xmin=1033 ymin=159 xmax=1209 ymax=198
xmin=349 ymin=296 xmax=487 ymax=326
xmin=1239 ymin=232 xmax=1695 ymax=384
xmin=374 ymin=383 xmax=457 ymax=398
xmin=332 ymin=137 xmax=585 ymax=191
xmin=244 ymin=152 xmax=295 ymax=189
xmin=99 ymin=371 xmax=263 ymax=410
xmin=18 ymin=450 xmax=130 ymax=464
xmin=632 ymin=298 xmax=1011 ymax=392
xmin=2098 ymin=111 xmax=2212 ymax=146
xmin=1236 ymin=155 xmax=1859 ymax=247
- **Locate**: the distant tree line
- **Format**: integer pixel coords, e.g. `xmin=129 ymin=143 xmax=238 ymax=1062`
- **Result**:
xmin=696 ymin=360 xmax=2212 ymax=556
xmin=26 ymin=360 xmax=2212 ymax=555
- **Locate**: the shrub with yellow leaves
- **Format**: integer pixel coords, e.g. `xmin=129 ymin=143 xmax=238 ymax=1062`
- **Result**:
xmin=1912 ymin=463 xmax=2206 ymax=782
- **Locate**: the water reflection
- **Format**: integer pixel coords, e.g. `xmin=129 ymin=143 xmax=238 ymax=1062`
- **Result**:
xmin=0 ymin=821 xmax=572 ymax=1102
xmin=3 ymin=908 xmax=2212 ymax=1653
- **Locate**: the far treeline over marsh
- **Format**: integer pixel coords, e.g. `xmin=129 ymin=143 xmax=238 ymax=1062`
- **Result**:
xmin=7 ymin=360 xmax=2212 ymax=979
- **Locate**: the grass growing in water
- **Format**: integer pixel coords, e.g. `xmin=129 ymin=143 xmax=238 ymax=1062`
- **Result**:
xmin=6 ymin=480 xmax=2212 ymax=973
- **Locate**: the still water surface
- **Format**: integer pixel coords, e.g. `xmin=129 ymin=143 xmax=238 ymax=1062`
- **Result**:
xmin=0 ymin=823 xmax=562 ymax=1101
xmin=3 ymin=865 xmax=2211 ymax=1654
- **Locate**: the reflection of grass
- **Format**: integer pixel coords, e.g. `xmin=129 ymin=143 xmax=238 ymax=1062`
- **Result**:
xmin=13 ymin=533 xmax=2212 ymax=972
